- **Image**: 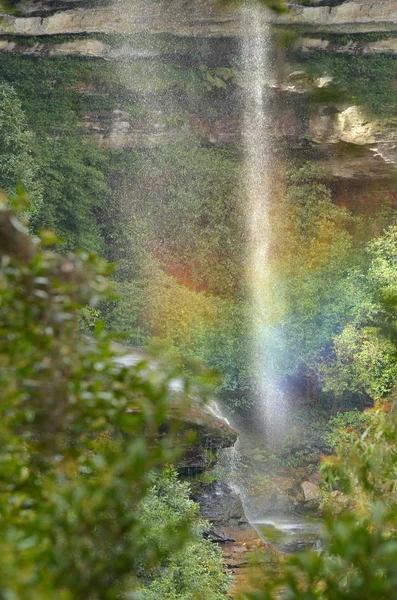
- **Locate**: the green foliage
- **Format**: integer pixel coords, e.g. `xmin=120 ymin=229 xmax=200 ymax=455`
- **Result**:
xmin=258 ymin=0 xmax=287 ymax=12
xmin=78 ymin=305 xmax=101 ymax=333
xmin=2 ymin=46 xmax=394 ymax=418
xmin=368 ymin=225 xmax=397 ymax=298
xmin=0 ymin=208 xmax=216 ymax=599
xmin=199 ymin=65 xmax=236 ymax=91
xmin=133 ymin=468 xmax=230 ymax=600
xmin=221 ymin=0 xmax=287 ymax=12
xmin=101 ymin=150 xmax=397 ymax=412
xmin=325 ymin=409 xmax=372 ymax=450
xmin=269 ymin=162 xmax=363 ymax=380
xmin=0 ymin=53 xmax=251 ymax=411
xmin=100 ymin=144 xmax=252 ymax=410
xmin=0 ymin=55 xmax=110 ymax=252
xmin=0 ymin=82 xmax=42 ymax=216
xmin=103 ymin=144 xmax=243 ymax=296
xmin=31 ymin=134 xmax=109 ymax=253
xmin=294 ymin=53 xmax=397 ymax=116
xmin=261 ymin=164 xmax=397 ymax=409
xmin=318 ymin=227 xmax=397 ymax=401
xmin=248 ymin=403 xmax=397 ymax=599
xmin=319 ymin=325 xmax=397 ymax=400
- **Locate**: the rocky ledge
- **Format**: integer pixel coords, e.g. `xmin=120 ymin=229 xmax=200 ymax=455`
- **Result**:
xmin=1 ymin=0 xmax=396 ymax=38
xmin=118 ymin=347 xmax=238 ymax=474
xmin=295 ymin=35 xmax=397 ymax=56
xmin=277 ymin=0 xmax=397 ymax=33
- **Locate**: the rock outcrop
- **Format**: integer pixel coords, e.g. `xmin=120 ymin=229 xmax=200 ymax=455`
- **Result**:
xmin=0 ymin=0 xmax=396 ymax=184
xmin=295 ymin=36 xmax=397 ymax=56
xmin=172 ymin=401 xmax=238 ymax=476
xmin=277 ymin=0 xmax=397 ymax=33
xmin=301 ymin=481 xmax=322 ymax=503
xmin=0 ymin=0 xmax=240 ymax=37
xmin=118 ymin=348 xmax=238 ymax=475
xmin=194 ymin=481 xmax=255 ymax=542
xmin=1 ymin=0 xmax=396 ymax=37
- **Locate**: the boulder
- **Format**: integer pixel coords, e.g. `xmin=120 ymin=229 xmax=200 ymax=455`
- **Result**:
xmin=301 ymin=481 xmax=322 ymax=502
xmin=310 ymin=105 xmax=378 ymax=146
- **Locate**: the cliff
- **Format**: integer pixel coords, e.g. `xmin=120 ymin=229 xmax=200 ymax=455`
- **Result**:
xmin=1 ymin=0 xmax=396 ymax=37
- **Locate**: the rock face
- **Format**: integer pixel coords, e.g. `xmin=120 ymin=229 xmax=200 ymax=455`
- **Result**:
xmin=172 ymin=401 xmax=238 ymax=476
xmin=194 ymin=481 xmax=278 ymax=597
xmin=310 ymin=105 xmax=377 ymax=145
xmin=295 ymin=35 xmax=397 ymax=55
xmin=277 ymin=0 xmax=397 ymax=33
xmin=0 ymin=0 xmax=240 ymax=37
xmin=0 ymin=38 xmax=167 ymax=59
xmin=1 ymin=0 xmax=397 ymax=37
xmin=307 ymin=106 xmax=397 ymax=169
xmin=117 ymin=348 xmax=238 ymax=475
xmin=0 ymin=0 xmax=396 ymax=185
xmin=194 ymin=482 xmax=255 ymax=542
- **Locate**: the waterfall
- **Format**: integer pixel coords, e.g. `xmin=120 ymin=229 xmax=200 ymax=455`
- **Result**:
xmin=241 ymin=3 xmax=289 ymax=448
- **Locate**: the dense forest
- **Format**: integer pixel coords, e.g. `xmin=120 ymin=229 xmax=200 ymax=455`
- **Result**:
xmin=1 ymin=0 xmax=397 ymax=597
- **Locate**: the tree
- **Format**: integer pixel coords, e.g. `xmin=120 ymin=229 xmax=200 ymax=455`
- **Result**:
xmin=133 ymin=468 xmax=230 ymax=600
xmin=0 ymin=82 xmax=42 ymax=216
xmin=0 ymin=205 xmax=224 ymax=599
xmin=249 ymin=400 xmax=397 ymax=599
xmin=318 ymin=227 xmax=397 ymax=401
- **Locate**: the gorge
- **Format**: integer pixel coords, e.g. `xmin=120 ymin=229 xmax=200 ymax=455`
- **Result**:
xmin=0 ymin=0 xmax=397 ymax=597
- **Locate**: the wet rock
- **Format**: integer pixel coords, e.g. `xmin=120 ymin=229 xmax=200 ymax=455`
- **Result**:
xmin=195 ymin=482 xmax=247 ymax=523
xmin=223 ymin=537 xmax=276 ymax=568
xmin=171 ymin=403 xmax=238 ymax=476
xmin=279 ymin=536 xmax=320 ymax=553
xmin=193 ymin=482 xmax=258 ymax=542
xmin=118 ymin=348 xmax=238 ymax=475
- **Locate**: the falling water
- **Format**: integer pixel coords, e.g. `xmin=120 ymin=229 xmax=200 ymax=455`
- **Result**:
xmin=241 ymin=3 xmax=289 ymax=448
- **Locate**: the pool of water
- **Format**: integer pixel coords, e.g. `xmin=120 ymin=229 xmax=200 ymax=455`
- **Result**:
xmin=252 ymin=517 xmax=323 ymax=553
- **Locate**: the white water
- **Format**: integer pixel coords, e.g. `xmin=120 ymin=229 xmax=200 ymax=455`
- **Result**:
xmin=241 ymin=3 xmax=289 ymax=448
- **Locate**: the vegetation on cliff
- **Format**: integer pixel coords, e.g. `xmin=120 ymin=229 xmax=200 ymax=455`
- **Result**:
xmin=0 ymin=51 xmax=396 ymax=413
xmin=0 ymin=9 xmax=397 ymax=597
